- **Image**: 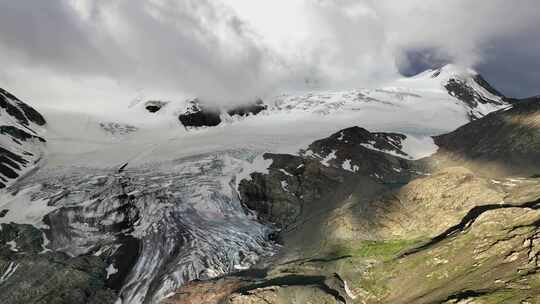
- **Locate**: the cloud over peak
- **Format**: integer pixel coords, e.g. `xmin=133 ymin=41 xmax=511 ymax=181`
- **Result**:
xmin=0 ymin=0 xmax=539 ymax=111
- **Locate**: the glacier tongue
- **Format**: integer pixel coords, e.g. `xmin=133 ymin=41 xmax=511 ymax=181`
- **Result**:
xmin=8 ymin=151 xmax=276 ymax=303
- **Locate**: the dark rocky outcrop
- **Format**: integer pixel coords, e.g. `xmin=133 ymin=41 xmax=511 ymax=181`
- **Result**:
xmin=303 ymin=126 xmax=416 ymax=180
xmin=146 ymin=105 xmax=161 ymax=113
xmin=0 ymin=126 xmax=45 ymax=143
xmin=178 ymin=99 xmax=267 ymax=128
xmin=239 ymin=127 xmax=423 ymax=229
xmin=0 ymin=88 xmax=46 ymax=126
xmin=178 ymin=99 xmax=222 ymax=128
xmin=441 ymin=72 xmax=505 ymax=108
xmin=300 ymin=126 xmax=423 ymax=186
xmin=0 ymin=88 xmax=47 ymax=189
xmin=0 ymin=146 xmax=31 ymax=188
xmin=227 ymin=99 xmax=267 ymax=117
xmin=439 ymin=72 xmax=508 ymax=119
xmin=14 ymin=99 xmax=46 ymax=126
xmin=144 ymin=100 xmax=169 ymax=113
xmin=239 ymin=153 xmax=347 ymax=229
xmin=307 ymin=126 xmax=408 ymax=158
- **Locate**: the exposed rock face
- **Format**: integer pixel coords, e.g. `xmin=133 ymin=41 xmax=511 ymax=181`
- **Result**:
xmin=0 ymin=88 xmax=46 ymax=126
xmin=302 ymin=126 xmax=417 ymax=180
xmin=0 ymin=147 xmax=33 ymax=181
xmin=144 ymin=100 xmax=169 ymax=113
xmin=307 ymin=126 xmax=409 ymax=158
xmin=239 ymin=153 xmax=347 ymax=229
xmin=444 ymin=75 xmax=504 ymax=108
xmin=227 ymin=99 xmax=267 ymax=117
xmin=0 ymin=125 xmax=44 ymax=144
xmin=438 ymin=69 xmax=507 ymax=120
xmin=178 ymin=99 xmax=222 ymax=128
xmin=239 ymin=127 xmax=421 ymax=229
xmin=434 ymin=98 xmax=540 ymax=175
xmin=178 ymin=99 xmax=267 ymax=128
xmin=0 ymin=88 xmax=46 ymax=189
xmin=0 ymin=223 xmax=116 ymax=304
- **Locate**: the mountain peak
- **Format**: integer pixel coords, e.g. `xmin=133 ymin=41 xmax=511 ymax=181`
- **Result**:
xmin=405 ymin=64 xmax=507 ymax=119
xmin=410 ymin=64 xmax=476 ymax=80
xmin=435 ymin=64 xmax=478 ymax=78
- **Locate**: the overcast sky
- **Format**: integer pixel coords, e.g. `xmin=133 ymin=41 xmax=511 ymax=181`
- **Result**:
xmin=0 ymin=0 xmax=538 ymax=112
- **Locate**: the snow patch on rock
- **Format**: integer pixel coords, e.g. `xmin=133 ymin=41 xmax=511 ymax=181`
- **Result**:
xmin=320 ymin=150 xmax=337 ymax=167
xmin=235 ymin=154 xmax=273 ymax=191
xmin=342 ymin=159 xmax=359 ymax=172
xmin=106 ymin=263 xmax=118 ymax=279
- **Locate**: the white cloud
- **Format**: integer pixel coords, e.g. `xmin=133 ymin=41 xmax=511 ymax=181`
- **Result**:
xmin=0 ymin=0 xmax=539 ymax=110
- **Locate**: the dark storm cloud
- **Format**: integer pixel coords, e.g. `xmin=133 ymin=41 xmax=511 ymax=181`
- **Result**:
xmin=475 ymin=31 xmax=540 ymax=98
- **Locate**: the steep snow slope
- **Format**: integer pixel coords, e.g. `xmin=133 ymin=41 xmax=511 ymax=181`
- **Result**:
xmin=0 ymin=65 xmax=510 ymax=303
xmin=0 ymin=88 xmax=46 ymax=189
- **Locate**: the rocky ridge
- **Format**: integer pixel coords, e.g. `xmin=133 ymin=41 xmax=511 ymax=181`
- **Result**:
xmin=0 ymin=88 xmax=46 ymax=189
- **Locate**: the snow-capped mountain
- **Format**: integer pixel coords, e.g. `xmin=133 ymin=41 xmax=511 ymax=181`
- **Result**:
xmin=271 ymin=64 xmax=506 ymax=120
xmin=0 ymin=88 xmax=46 ymax=189
xmin=0 ymin=65 xmax=518 ymax=304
